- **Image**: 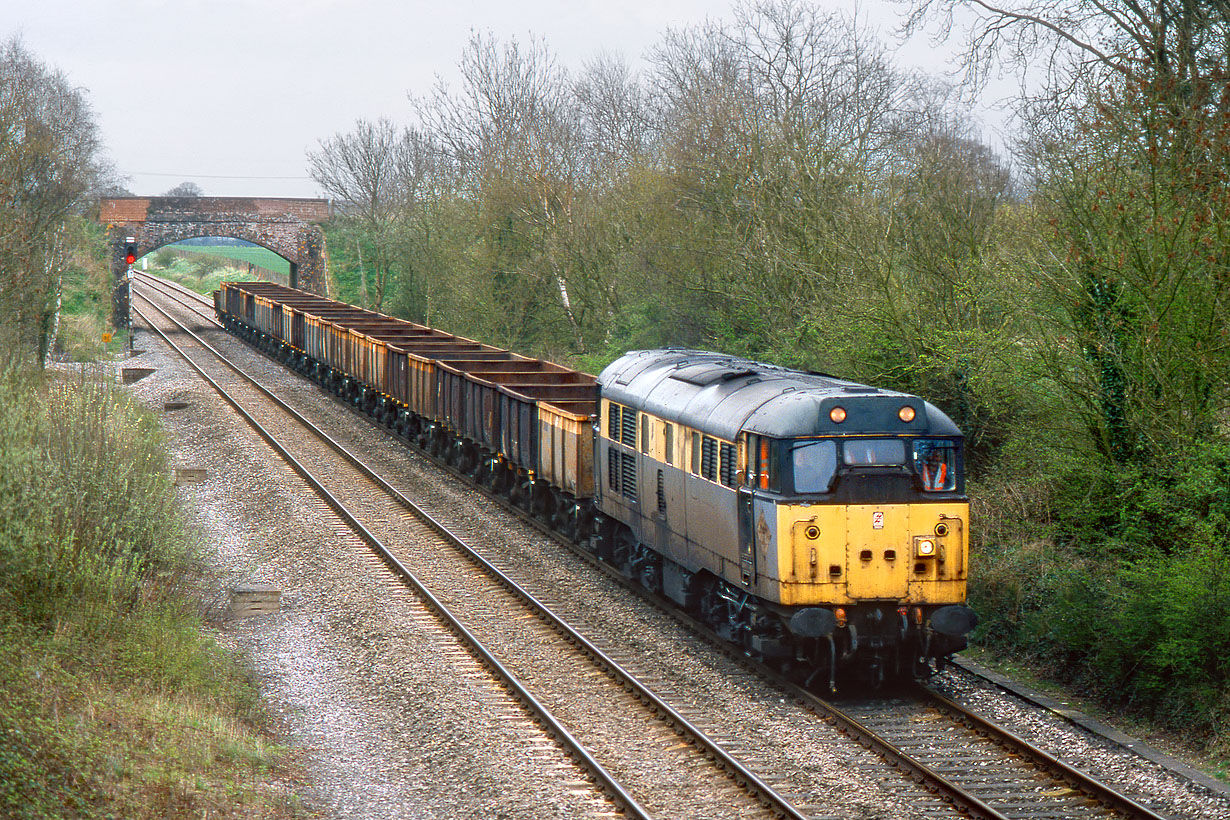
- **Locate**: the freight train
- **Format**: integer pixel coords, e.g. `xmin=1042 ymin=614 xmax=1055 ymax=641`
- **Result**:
xmin=215 ymin=281 xmax=976 ymax=689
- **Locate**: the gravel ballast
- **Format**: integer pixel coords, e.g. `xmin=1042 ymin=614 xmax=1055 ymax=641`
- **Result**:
xmin=117 ymin=293 xmax=1230 ymax=820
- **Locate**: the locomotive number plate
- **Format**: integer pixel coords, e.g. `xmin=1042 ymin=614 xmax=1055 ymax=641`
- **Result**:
xmin=872 ymin=511 xmax=884 ymax=530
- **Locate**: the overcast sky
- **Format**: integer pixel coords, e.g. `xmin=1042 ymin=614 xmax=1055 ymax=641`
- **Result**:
xmin=9 ymin=0 xmax=977 ymax=200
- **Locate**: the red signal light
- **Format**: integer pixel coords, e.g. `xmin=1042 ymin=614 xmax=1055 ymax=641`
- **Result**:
xmin=124 ymin=244 xmax=137 ymax=265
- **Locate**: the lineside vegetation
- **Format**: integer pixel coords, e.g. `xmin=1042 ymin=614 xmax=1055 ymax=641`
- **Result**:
xmin=310 ymin=0 xmax=1230 ymax=760
xmin=0 ymin=35 xmax=308 ymax=817
xmin=0 ymin=369 xmax=307 ymax=819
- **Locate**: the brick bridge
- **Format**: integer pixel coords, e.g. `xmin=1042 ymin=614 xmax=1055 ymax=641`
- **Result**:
xmin=100 ymin=196 xmax=331 ymax=327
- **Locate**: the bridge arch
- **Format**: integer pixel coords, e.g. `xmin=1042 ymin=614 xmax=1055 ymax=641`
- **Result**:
xmin=100 ymin=196 xmax=330 ymax=327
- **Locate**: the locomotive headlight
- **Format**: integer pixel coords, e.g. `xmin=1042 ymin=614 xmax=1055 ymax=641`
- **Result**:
xmin=829 ymin=406 xmax=847 ymax=423
xmin=898 ymin=405 xmax=916 ymax=422
xmin=915 ymin=538 xmax=937 ymax=557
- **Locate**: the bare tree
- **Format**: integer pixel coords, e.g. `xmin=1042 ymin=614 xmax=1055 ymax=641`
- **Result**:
xmin=0 ymin=36 xmax=102 ymax=367
xmin=644 ymin=2 xmax=916 ymax=354
xmin=898 ymin=0 xmax=1230 ymax=106
xmin=308 ymin=118 xmax=411 ymax=310
xmin=574 ymin=53 xmax=651 ymax=179
xmin=162 ymin=181 xmax=203 ymax=197
xmin=415 ymin=33 xmax=586 ymax=348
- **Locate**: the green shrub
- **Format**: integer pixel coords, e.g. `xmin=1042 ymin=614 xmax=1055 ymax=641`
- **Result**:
xmin=0 ymin=367 xmax=298 ymax=819
xmin=971 ymin=438 xmax=1230 ymax=743
xmin=0 ymin=368 xmax=186 ymax=627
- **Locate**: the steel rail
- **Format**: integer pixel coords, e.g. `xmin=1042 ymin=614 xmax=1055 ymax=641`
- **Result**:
xmin=134 ymin=287 xmax=817 ymax=820
xmin=800 ymin=694 xmax=1013 ymax=820
xmin=131 ymin=297 xmax=656 ymax=820
xmin=140 ymin=274 xmax=1176 ymax=820
xmin=918 ymin=686 xmax=1171 ymax=820
xmin=132 ymin=270 xmax=213 ymax=307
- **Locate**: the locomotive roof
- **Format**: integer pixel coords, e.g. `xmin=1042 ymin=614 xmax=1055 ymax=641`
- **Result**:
xmin=597 ymin=349 xmax=961 ymax=440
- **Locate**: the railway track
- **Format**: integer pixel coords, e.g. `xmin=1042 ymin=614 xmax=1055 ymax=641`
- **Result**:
xmin=132 ymin=279 xmax=815 ymax=820
xmin=818 ymin=685 xmax=1170 ymax=820
xmin=132 ymin=273 xmax=1181 ymax=820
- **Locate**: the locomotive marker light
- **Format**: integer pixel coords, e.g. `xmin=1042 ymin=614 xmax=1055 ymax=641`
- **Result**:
xmin=915 ymin=537 xmax=937 ymax=557
xmin=898 ymin=405 xmax=916 ymax=422
xmin=829 ymin=406 xmax=847 ymax=423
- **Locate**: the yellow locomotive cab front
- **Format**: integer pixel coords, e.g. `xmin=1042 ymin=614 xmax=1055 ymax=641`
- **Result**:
xmin=776 ymin=502 xmax=969 ymax=606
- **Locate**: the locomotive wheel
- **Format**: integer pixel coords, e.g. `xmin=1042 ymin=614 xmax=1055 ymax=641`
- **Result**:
xmin=612 ymin=530 xmax=637 ymax=576
xmin=633 ymin=544 xmax=663 ymax=596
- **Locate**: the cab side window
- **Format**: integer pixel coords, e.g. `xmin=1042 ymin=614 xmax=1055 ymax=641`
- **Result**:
xmin=912 ymin=439 xmax=957 ymax=491
xmin=747 ymin=435 xmax=780 ymax=493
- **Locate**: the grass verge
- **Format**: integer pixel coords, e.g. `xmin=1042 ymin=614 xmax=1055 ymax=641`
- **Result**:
xmin=0 ymin=367 xmax=309 ymax=819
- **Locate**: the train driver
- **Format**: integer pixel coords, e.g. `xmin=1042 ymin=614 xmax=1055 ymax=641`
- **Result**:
xmin=915 ymin=441 xmax=955 ymax=491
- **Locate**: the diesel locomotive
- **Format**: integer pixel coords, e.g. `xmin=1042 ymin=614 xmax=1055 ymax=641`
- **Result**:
xmin=214 ymin=281 xmax=976 ymax=688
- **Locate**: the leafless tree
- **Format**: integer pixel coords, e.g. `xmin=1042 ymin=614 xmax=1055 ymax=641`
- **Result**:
xmin=418 ymin=33 xmax=576 ymax=183
xmin=0 ymin=36 xmax=102 ymax=367
xmin=573 ymin=53 xmax=651 ymax=180
xmin=162 ymin=181 xmax=203 ymax=197
xmin=308 ymin=117 xmax=414 ymax=310
xmin=645 ymin=2 xmax=915 ymax=325
xmin=898 ymin=0 xmax=1230 ymax=107
xmin=415 ymin=32 xmax=586 ymax=346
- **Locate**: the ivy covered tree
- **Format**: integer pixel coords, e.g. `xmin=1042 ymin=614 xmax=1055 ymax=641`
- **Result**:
xmin=901 ymin=0 xmax=1230 ymax=465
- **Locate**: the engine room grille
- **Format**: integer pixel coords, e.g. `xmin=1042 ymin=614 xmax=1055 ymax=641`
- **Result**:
xmin=719 ymin=442 xmax=737 ymax=487
xmin=620 ymin=452 xmax=638 ymax=500
xmin=607 ymin=446 xmax=620 ymax=493
xmin=701 ymin=436 xmax=718 ymax=482
xmin=620 ymin=408 xmax=637 ymax=448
